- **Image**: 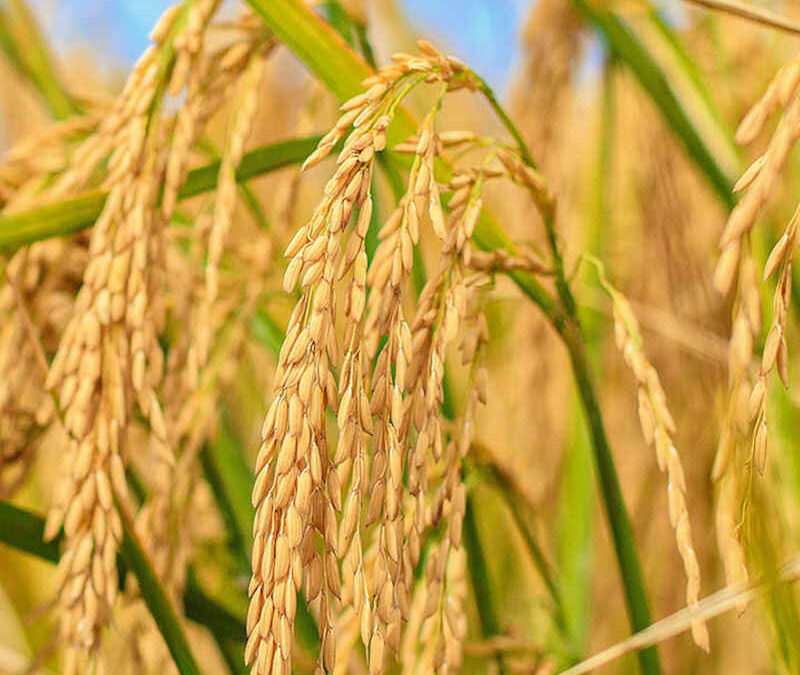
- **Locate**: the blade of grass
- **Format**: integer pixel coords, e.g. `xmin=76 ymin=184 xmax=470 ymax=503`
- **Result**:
xmin=553 ymin=59 xmax=613 ymax=665
xmin=680 ymin=0 xmax=800 ymax=36
xmin=184 ymin=571 xmax=247 ymax=641
xmin=0 ymin=500 xmax=60 ymax=563
xmin=569 ymin=0 xmax=735 ymax=209
xmin=202 ymin=413 xmax=254 ymax=551
xmin=642 ymin=3 xmax=738 ymax=165
xmin=0 ymin=501 xmax=246 ymax=648
xmin=0 ymin=135 xmax=322 ymax=251
xmin=463 ymin=496 xmax=506 ymax=675
xmin=0 ymin=0 xmax=80 ymax=119
xmin=250 ymin=309 xmax=287 ymax=356
xmin=240 ymin=0 xmax=373 ymax=104
xmin=474 ymin=459 xmax=567 ymax=637
xmin=200 ymin=418 xmax=253 ymax=574
xmin=115 ymin=499 xmax=203 ymax=675
xmin=321 ymin=0 xmax=378 ymax=69
xmin=242 ymin=5 xmax=661 ymax=672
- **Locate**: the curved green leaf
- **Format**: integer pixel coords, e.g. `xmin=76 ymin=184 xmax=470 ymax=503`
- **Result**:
xmin=0 ymin=500 xmax=244 ymax=671
xmin=0 ymin=0 xmax=80 ymax=119
xmin=240 ymin=3 xmax=661 ymax=673
xmin=0 ymin=135 xmax=321 ymax=252
xmin=116 ymin=502 xmax=203 ymax=675
xmin=570 ymin=0 xmax=736 ymax=209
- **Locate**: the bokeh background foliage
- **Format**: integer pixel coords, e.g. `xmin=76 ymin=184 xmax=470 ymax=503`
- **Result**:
xmin=1 ymin=1 xmax=800 ymax=675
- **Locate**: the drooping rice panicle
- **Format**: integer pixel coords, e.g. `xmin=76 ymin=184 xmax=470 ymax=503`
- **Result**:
xmin=590 ymin=258 xmax=709 ymax=649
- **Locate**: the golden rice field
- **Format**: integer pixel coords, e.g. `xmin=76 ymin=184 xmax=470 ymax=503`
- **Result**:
xmin=1 ymin=0 xmax=800 ymax=673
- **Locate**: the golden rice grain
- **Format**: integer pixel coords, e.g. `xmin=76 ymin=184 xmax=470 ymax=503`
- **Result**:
xmin=594 ymin=261 xmax=708 ymax=649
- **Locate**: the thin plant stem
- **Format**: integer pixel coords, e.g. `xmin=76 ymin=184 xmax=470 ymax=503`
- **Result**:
xmin=475 ymin=72 xmax=661 ymax=675
xmin=681 ymin=0 xmax=800 ymax=37
xmin=471 ymin=454 xmax=567 ymax=635
xmin=561 ymin=555 xmax=800 ymax=675
xmin=0 ymin=135 xmax=324 ymax=252
xmin=115 ymin=497 xmax=203 ymax=675
xmin=0 ymin=500 xmax=213 ymax=675
xmin=474 ymin=74 xmax=536 ymax=167
xmin=463 ymin=498 xmax=507 ymax=675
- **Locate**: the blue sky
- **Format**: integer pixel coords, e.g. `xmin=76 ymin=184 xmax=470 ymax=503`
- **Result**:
xmin=402 ymin=0 xmax=528 ymax=90
xmin=32 ymin=0 xmax=529 ymax=92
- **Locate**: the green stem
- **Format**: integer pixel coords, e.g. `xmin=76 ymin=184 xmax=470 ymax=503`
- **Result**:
xmin=0 ymin=135 xmax=322 ymax=252
xmin=0 ymin=0 xmax=80 ymax=119
xmin=554 ymin=58 xmax=614 ymax=664
xmin=200 ymin=425 xmax=253 ymax=574
xmin=184 ymin=571 xmax=246 ymax=640
xmin=560 ymin=323 xmax=661 ymax=674
xmin=463 ymin=498 xmax=506 ymax=675
xmin=569 ymin=0 xmax=735 ymax=209
xmin=478 ymin=462 xmax=567 ymax=634
xmin=475 ymin=70 xmax=661 ymax=675
xmin=475 ymin=75 xmax=535 ymax=167
xmin=115 ymin=499 xmax=203 ymax=675
xmin=0 ymin=501 xmax=245 ymax=651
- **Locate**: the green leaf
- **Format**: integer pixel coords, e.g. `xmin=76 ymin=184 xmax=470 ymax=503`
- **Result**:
xmin=0 ymin=500 xmax=60 ymax=563
xmin=200 ymin=416 xmax=254 ymax=574
xmin=641 ymin=4 xmax=739 ymax=169
xmin=0 ymin=135 xmax=322 ymax=252
xmin=242 ymin=5 xmax=661 ymax=673
xmin=242 ymin=0 xmax=416 ymax=146
xmin=183 ymin=571 xmax=246 ymax=641
xmin=463 ymin=496 xmax=506 ymax=675
xmin=478 ymin=461 xmax=567 ymax=639
xmin=250 ymin=309 xmax=287 ymax=357
xmin=0 ymin=0 xmax=80 ymax=119
xmin=116 ymin=502 xmax=203 ymax=675
xmin=570 ymin=0 xmax=735 ymax=209
xmin=242 ymin=0 xmax=371 ymax=103
xmin=0 ymin=501 xmax=245 ymax=663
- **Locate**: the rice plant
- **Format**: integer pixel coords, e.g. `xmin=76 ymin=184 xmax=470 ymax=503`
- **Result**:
xmin=1 ymin=1 xmax=800 ymax=674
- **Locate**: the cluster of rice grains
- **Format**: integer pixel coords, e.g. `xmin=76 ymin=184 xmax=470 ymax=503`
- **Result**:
xmin=245 ymin=41 xmax=550 ymax=675
xmin=0 ymin=239 xmax=83 ymax=496
xmin=0 ymin=2 xmax=279 ymax=672
xmin=713 ymin=56 xmax=800 ymax=590
xmin=7 ymin=2 xmax=791 ymax=672
xmin=594 ymin=266 xmax=709 ymax=649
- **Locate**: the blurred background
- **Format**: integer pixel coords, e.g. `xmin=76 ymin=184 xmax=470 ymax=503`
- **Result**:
xmin=2 ymin=1 xmax=800 ymax=675
xmin=24 ymin=0 xmax=529 ymax=90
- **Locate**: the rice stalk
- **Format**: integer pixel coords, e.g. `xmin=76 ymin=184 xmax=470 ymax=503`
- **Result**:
xmin=713 ymin=55 xmax=800 ymax=589
xmin=3 ymin=2 xmax=800 ymax=675
xmin=680 ymin=0 xmax=800 ymax=37
xmin=587 ymin=255 xmax=709 ymax=650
